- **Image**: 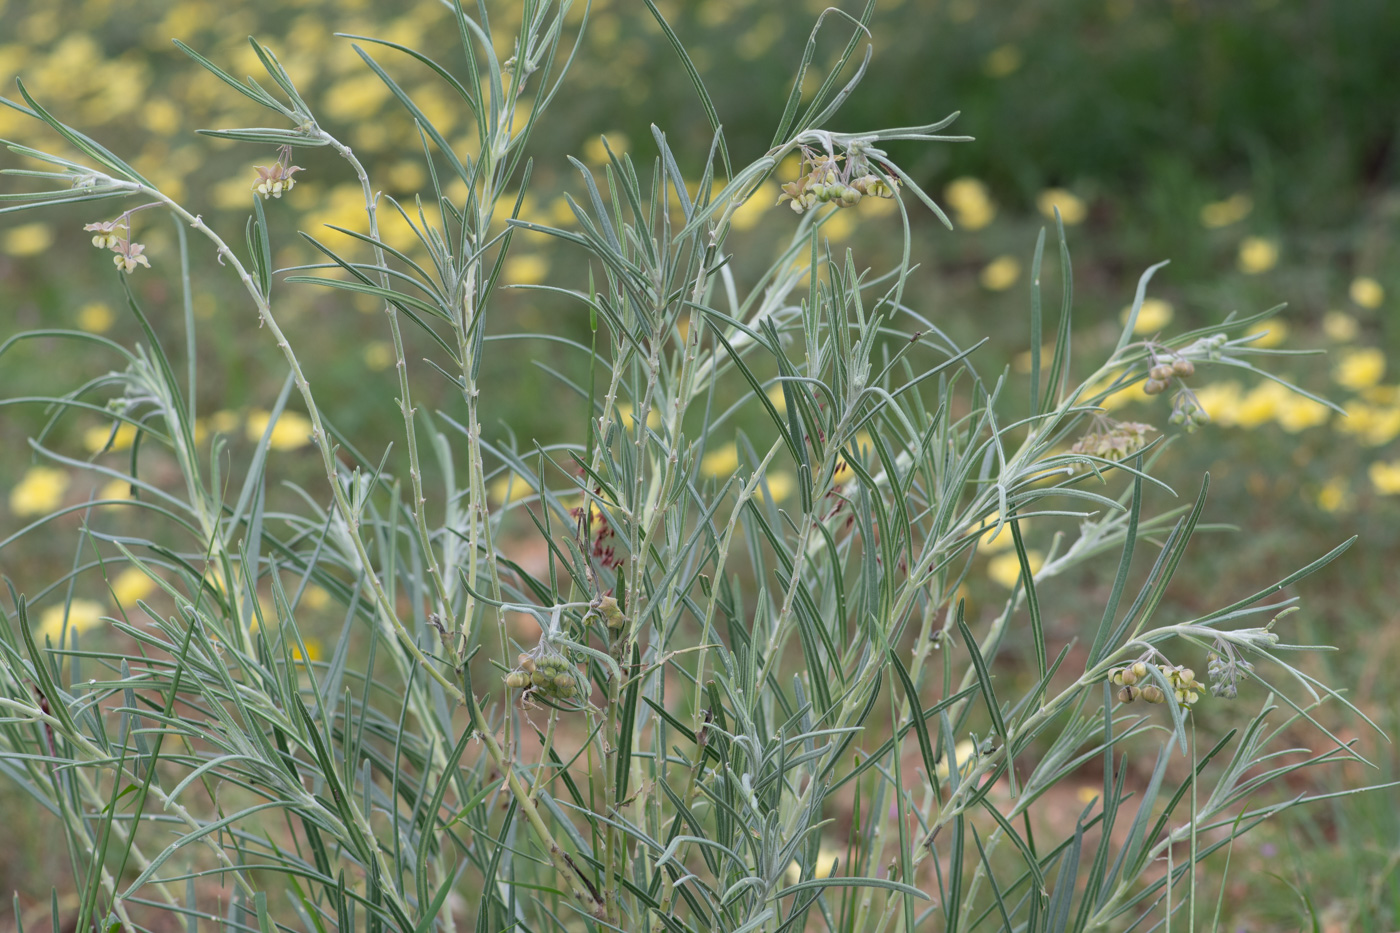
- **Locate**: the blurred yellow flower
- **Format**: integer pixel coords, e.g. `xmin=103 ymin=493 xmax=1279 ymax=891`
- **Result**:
xmin=1322 ymin=310 xmax=1359 ymax=342
xmin=84 ymin=421 xmax=138 ymax=453
xmin=489 ymin=471 xmax=534 ymax=505
xmin=384 ymin=159 xmax=426 ymax=194
xmin=77 ymin=302 xmax=115 ymax=333
xmin=139 ymin=97 xmax=181 ymax=136
xmin=322 ymin=73 xmax=393 ymax=122
xmin=785 ymin=844 xmax=840 ymax=884
xmin=980 ymin=255 xmax=1020 ymax=291
xmin=701 ymin=442 xmax=740 ymax=478
xmin=1084 ymin=376 xmax=1152 ymax=412
xmin=1273 ymin=393 xmax=1329 ymax=433
xmin=245 ymin=410 xmax=313 ymax=450
xmin=1014 ymin=344 xmax=1053 ymax=373
xmin=1350 ymin=276 xmax=1384 ymax=309
xmin=10 ymin=466 xmax=69 ymax=516
xmin=504 ymin=253 xmax=550 ymax=285
xmin=37 ymin=599 xmax=104 ymax=645
xmin=821 ymin=208 xmax=857 ymax=242
xmin=363 ymin=341 xmax=395 ymax=371
xmin=1120 ymin=297 xmax=1173 ymax=334
xmin=292 ymin=638 xmax=324 ymax=664
xmin=731 ymin=181 xmax=777 ymax=231
xmin=98 ymin=478 xmax=135 ymax=505
xmin=1199 ymin=193 xmax=1252 ymax=229
xmin=1244 ymin=319 xmax=1288 ymax=347
xmin=1036 ymin=188 xmax=1086 ymax=225
xmin=1237 ymin=236 xmax=1278 ymax=275
xmin=111 ymin=567 xmax=156 ymax=605
xmin=975 ymin=519 xmax=1016 ymax=554
xmin=988 ymin=550 xmax=1042 ymax=588
xmin=2 ymin=222 xmax=53 ymax=257
xmin=1190 ymin=381 xmax=1243 ymax=426
xmin=1315 ymin=477 xmax=1352 ymax=514
xmin=935 ymin=738 xmax=979 ymax=781
xmin=1334 ymin=347 xmax=1386 ymax=391
xmin=943 ymin=177 xmax=995 ymax=230
xmin=766 ymin=384 xmax=788 ymax=413
xmin=1369 ymin=460 xmax=1400 ymax=496
xmin=206 ymin=409 xmax=240 ymax=435
xmin=1338 ymin=403 xmax=1400 ymax=447
xmin=761 ymin=471 xmax=795 ymax=502
xmin=616 ymin=402 xmax=660 ymax=430
xmin=302 ymin=585 xmax=332 ymax=610
xmin=983 ymin=44 xmax=1023 ymax=78
xmin=583 ymin=133 xmax=628 ymax=165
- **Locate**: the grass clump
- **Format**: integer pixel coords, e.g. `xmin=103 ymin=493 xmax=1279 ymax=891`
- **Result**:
xmin=0 ymin=3 xmax=1381 ymax=931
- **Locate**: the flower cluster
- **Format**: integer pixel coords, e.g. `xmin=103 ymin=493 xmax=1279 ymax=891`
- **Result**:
xmin=504 ymin=647 xmax=580 ymax=701
xmin=83 ymin=216 xmax=150 ymax=273
xmin=1109 ymin=661 xmax=1204 ymax=708
xmin=778 ymin=146 xmax=897 ymax=215
xmin=1070 ymin=419 xmax=1156 ymax=465
xmin=252 ymin=146 xmax=304 ymax=199
xmin=1206 ymin=650 xmax=1254 ymax=699
xmin=1143 ymin=356 xmax=1195 ymax=395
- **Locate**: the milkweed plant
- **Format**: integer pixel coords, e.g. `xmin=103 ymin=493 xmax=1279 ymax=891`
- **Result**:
xmin=0 ymin=2 xmax=1381 ymax=931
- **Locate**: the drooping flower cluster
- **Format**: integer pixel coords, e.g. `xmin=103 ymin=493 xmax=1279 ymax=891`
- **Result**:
xmin=1109 ymin=661 xmax=1205 ymax=708
xmin=778 ymin=144 xmax=897 ymax=215
xmin=252 ymin=145 xmax=304 ymax=199
xmin=1206 ymin=650 xmax=1254 ymax=699
xmin=83 ymin=216 xmax=150 ymax=273
xmin=504 ymin=640 xmax=581 ymax=701
xmin=1069 ymin=419 xmax=1156 ymax=468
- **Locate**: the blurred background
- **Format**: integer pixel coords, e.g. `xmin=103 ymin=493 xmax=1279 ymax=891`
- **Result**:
xmin=2 ymin=0 xmax=1399 ymax=928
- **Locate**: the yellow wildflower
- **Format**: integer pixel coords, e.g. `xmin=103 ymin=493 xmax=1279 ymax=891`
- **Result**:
xmin=504 ymin=253 xmax=549 ymax=285
xmin=1322 ymin=310 xmax=1359 ymax=342
xmin=1120 ymin=298 xmax=1173 ymax=334
xmin=583 ymin=133 xmax=628 ymax=165
xmin=302 ymin=585 xmax=332 ymax=610
xmin=1 ymin=222 xmax=53 ymax=257
xmin=363 ymin=341 xmax=395 ymax=371
xmin=1273 ymin=394 xmax=1329 ymax=433
xmin=1244 ymin=319 xmax=1288 ymax=348
xmin=1369 ymin=460 xmax=1400 ymax=496
xmin=77 ymin=302 xmax=115 ymax=333
xmin=1338 ymin=404 xmax=1400 ymax=447
xmin=83 ymin=421 xmax=139 ymax=453
xmin=245 ymin=410 xmax=313 ymax=450
xmin=1334 ymin=347 xmax=1386 ymax=392
xmin=10 ymin=466 xmax=69 ymax=516
xmin=1231 ymin=380 xmax=1291 ymax=429
xmin=983 ymin=44 xmax=1023 ymax=78
xmin=785 ymin=844 xmax=841 ymax=884
xmin=1315 ymin=477 xmax=1351 ymax=514
xmin=980 ymin=255 xmax=1020 ymax=291
xmin=1198 ymin=193 xmax=1252 ymax=229
xmin=292 ymin=638 xmax=324 ymax=664
xmin=761 ymin=471 xmax=795 ymax=502
xmin=943 ymin=177 xmax=995 ymax=231
xmin=1036 ymin=188 xmax=1086 ymax=225
xmin=1350 ymin=277 xmax=1384 ymax=309
xmin=1190 ymin=381 xmax=1244 ymax=427
xmin=701 ymin=442 xmax=739 ymax=478
xmin=98 ymin=478 xmax=135 ymax=505
xmin=111 ymin=567 xmax=156 ymax=605
xmin=731 ymin=182 xmax=777 ymax=231
xmin=37 ymin=599 xmax=104 ymax=645
xmin=1237 ymin=237 xmax=1278 ymax=275
xmin=489 ymin=472 xmax=534 ymax=505
xmin=988 ymin=550 xmax=1043 ymax=589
